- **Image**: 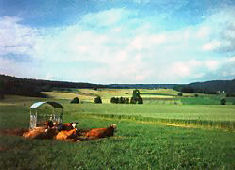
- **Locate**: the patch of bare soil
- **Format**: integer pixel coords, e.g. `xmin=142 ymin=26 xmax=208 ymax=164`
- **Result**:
xmin=0 ymin=128 xmax=28 ymax=136
xmin=0 ymin=146 xmax=9 ymax=151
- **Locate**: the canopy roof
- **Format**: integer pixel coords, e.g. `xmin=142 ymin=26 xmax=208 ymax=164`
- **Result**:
xmin=30 ymin=102 xmax=63 ymax=109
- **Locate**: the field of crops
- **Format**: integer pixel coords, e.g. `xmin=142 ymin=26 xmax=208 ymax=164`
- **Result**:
xmin=0 ymin=89 xmax=235 ymax=169
xmin=44 ymin=88 xmax=235 ymax=105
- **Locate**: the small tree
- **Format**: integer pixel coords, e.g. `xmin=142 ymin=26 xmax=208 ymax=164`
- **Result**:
xmin=130 ymin=97 xmax=136 ymax=104
xmin=220 ymin=98 xmax=226 ymax=105
xmin=70 ymin=97 xmax=79 ymax=104
xmin=130 ymin=90 xmax=143 ymax=104
xmin=94 ymin=96 xmax=102 ymax=104
xmin=110 ymin=97 xmax=115 ymax=103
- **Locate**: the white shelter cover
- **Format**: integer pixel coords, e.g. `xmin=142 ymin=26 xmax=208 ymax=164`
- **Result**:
xmin=30 ymin=102 xmax=63 ymax=109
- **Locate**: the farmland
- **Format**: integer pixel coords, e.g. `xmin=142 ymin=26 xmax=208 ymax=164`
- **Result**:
xmin=0 ymin=89 xmax=235 ymax=169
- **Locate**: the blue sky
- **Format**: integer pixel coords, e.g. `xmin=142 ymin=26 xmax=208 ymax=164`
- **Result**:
xmin=0 ymin=0 xmax=235 ymax=83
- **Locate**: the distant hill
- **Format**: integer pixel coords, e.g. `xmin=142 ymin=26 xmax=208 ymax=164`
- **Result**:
xmin=0 ymin=74 xmax=234 ymax=98
xmin=0 ymin=74 xmax=107 ymax=97
xmin=109 ymin=79 xmax=235 ymax=94
xmin=173 ymin=79 xmax=235 ymax=94
xmin=108 ymin=84 xmax=182 ymax=89
xmin=188 ymin=79 xmax=235 ymax=94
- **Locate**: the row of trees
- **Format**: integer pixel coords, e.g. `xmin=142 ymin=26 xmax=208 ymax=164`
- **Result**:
xmin=110 ymin=90 xmax=143 ymax=104
xmin=70 ymin=96 xmax=102 ymax=104
xmin=110 ymin=97 xmax=129 ymax=104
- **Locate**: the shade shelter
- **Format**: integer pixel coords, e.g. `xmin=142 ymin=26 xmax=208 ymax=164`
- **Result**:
xmin=29 ymin=102 xmax=63 ymax=129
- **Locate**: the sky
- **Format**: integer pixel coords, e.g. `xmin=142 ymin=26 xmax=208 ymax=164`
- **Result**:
xmin=0 ymin=0 xmax=235 ymax=84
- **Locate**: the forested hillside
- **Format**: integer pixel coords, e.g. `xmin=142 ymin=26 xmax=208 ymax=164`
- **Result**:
xmin=108 ymin=84 xmax=181 ymax=89
xmin=0 ymin=75 xmax=107 ymax=97
xmin=174 ymin=79 xmax=235 ymax=94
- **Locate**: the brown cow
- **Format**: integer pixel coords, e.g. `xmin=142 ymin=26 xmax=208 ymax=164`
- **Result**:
xmin=85 ymin=124 xmax=117 ymax=140
xmin=23 ymin=127 xmax=47 ymax=139
xmin=55 ymin=128 xmax=77 ymax=141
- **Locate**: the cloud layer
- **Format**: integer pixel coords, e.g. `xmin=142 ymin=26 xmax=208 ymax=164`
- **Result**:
xmin=0 ymin=4 xmax=235 ymax=83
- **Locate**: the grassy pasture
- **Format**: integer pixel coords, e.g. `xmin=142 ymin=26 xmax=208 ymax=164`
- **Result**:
xmin=0 ymin=90 xmax=235 ymax=169
xmin=42 ymin=88 xmax=235 ymax=129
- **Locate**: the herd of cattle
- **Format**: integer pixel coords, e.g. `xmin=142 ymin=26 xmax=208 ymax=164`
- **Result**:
xmin=23 ymin=121 xmax=117 ymax=141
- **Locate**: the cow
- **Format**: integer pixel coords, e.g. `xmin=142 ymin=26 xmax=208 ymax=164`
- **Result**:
xmin=55 ymin=128 xmax=77 ymax=141
xmin=84 ymin=124 xmax=117 ymax=140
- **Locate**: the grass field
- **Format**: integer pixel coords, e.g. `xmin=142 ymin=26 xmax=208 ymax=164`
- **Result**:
xmin=43 ymin=88 xmax=235 ymax=105
xmin=0 ymin=89 xmax=235 ymax=169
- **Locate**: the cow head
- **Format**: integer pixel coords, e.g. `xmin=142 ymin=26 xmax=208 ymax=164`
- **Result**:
xmin=110 ymin=124 xmax=117 ymax=129
xmin=72 ymin=122 xmax=79 ymax=128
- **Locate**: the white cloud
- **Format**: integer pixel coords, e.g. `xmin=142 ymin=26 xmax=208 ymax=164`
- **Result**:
xmin=0 ymin=16 xmax=39 ymax=57
xmin=202 ymin=41 xmax=221 ymax=51
xmin=227 ymin=56 xmax=235 ymax=62
xmin=1 ymin=6 xmax=235 ymax=83
xmin=80 ymin=8 xmax=135 ymax=28
xmin=0 ymin=57 xmax=39 ymax=78
xmin=199 ymin=6 xmax=235 ymax=52
xmin=196 ymin=27 xmax=211 ymax=39
xmin=205 ymin=60 xmax=219 ymax=71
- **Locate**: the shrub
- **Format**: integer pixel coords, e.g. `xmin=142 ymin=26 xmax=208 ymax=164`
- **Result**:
xmin=70 ymin=97 xmax=79 ymax=104
xmin=194 ymin=94 xmax=199 ymax=97
xmin=110 ymin=97 xmax=115 ymax=104
xmin=94 ymin=96 xmax=102 ymax=104
xmin=178 ymin=92 xmax=183 ymax=96
xmin=110 ymin=97 xmax=118 ymax=104
xmin=220 ymin=98 xmax=226 ymax=105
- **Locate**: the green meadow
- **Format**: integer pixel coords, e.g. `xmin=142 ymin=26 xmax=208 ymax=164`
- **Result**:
xmin=0 ymin=89 xmax=235 ymax=169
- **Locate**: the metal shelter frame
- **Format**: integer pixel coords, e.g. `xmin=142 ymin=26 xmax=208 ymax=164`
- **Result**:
xmin=29 ymin=102 xmax=63 ymax=129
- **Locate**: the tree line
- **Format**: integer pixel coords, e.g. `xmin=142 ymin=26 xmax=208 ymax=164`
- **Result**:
xmin=173 ymin=79 xmax=235 ymax=94
xmin=110 ymin=90 xmax=143 ymax=104
xmin=0 ymin=74 xmax=107 ymax=98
